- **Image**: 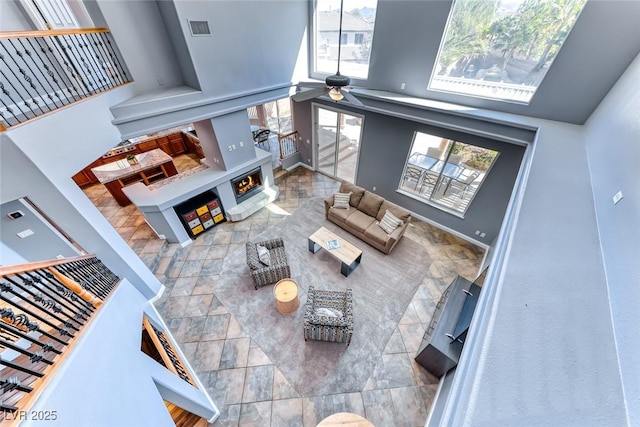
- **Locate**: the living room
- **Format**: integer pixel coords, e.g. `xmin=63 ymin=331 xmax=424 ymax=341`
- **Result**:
xmin=1 ymin=0 xmax=639 ymax=425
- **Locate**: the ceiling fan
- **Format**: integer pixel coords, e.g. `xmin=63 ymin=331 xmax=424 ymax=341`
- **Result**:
xmin=291 ymin=0 xmax=364 ymax=107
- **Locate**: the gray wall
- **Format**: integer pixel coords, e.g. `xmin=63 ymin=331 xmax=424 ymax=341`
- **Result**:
xmin=170 ymin=0 xmax=308 ymax=94
xmin=296 ymin=98 xmax=526 ymax=244
xmin=210 ymin=110 xmax=257 ymax=170
xmin=442 ymin=119 xmax=627 ymax=426
xmin=96 ymin=0 xmax=185 ymax=92
xmin=339 ymin=0 xmax=640 ymax=125
xmin=584 ymin=52 xmax=640 ymax=426
xmin=0 ymin=0 xmax=34 ymax=30
xmin=0 ymin=199 xmax=79 ymax=263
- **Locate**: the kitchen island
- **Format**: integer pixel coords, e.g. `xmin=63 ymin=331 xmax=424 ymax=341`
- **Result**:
xmin=92 ymin=149 xmax=178 ymax=206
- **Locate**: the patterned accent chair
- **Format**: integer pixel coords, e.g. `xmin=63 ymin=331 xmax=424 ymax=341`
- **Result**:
xmin=304 ymin=285 xmax=354 ymax=346
xmin=246 ymin=238 xmax=291 ymax=289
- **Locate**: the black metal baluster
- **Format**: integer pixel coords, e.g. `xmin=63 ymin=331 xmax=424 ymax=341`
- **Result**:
xmin=24 ymin=37 xmax=67 ymax=109
xmin=90 ymin=32 xmax=120 ymax=87
xmin=66 ymin=259 xmax=109 ymax=295
xmin=88 ymin=32 xmax=117 ymax=88
xmin=36 ymin=37 xmax=81 ymax=103
xmin=0 ymin=339 xmax=54 ymax=366
xmin=6 ymin=275 xmax=84 ymax=329
xmin=61 ymin=34 xmax=95 ymax=95
xmin=17 ymin=273 xmax=88 ymax=324
xmin=2 ymin=278 xmax=80 ymax=332
xmin=0 ymin=356 xmax=44 ymax=378
xmin=52 ymin=35 xmax=90 ymax=97
xmin=55 ymin=264 xmax=107 ymax=300
xmin=0 ymin=289 xmax=76 ymax=341
xmin=0 ymin=323 xmax=62 ymax=356
xmin=0 ymin=81 xmax=22 ymax=126
xmin=0 ymin=377 xmax=33 ymax=394
xmin=82 ymin=33 xmax=111 ymax=92
xmin=0 ymin=307 xmax=67 ymax=346
xmin=48 ymin=34 xmax=85 ymax=99
xmin=103 ymin=32 xmax=129 ymax=83
xmin=27 ymin=271 xmax=93 ymax=320
xmin=73 ymin=34 xmax=103 ymax=93
xmin=7 ymin=38 xmax=53 ymax=114
xmin=0 ymin=43 xmax=42 ymax=120
xmin=18 ymin=38 xmax=64 ymax=110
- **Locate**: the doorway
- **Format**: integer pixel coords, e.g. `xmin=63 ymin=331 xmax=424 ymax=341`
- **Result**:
xmin=313 ymin=104 xmax=363 ymax=183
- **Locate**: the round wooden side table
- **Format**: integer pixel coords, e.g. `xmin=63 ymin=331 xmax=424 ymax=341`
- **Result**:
xmin=274 ymin=278 xmax=299 ymax=314
xmin=317 ymin=412 xmax=374 ymax=426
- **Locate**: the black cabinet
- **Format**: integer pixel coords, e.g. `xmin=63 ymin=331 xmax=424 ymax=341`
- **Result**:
xmin=174 ymin=190 xmax=226 ymax=239
xmin=415 ymin=275 xmax=482 ymax=377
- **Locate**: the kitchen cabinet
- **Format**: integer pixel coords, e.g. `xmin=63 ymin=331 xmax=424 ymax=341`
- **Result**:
xmin=183 ymin=132 xmax=205 ymax=159
xmin=93 ymin=149 xmax=178 ymax=206
xmin=168 ymin=133 xmax=186 ymax=155
xmin=137 ymin=139 xmax=158 ymax=152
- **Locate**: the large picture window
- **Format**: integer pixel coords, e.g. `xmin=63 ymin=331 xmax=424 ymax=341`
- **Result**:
xmin=314 ymin=0 xmax=378 ymax=80
xmin=399 ymin=132 xmax=499 ymax=216
xmin=428 ymin=0 xmax=587 ymax=103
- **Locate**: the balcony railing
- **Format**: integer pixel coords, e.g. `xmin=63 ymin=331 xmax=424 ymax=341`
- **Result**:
xmin=278 ymin=131 xmax=299 ymax=160
xmin=430 ymin=75 xmax=537 ymax=103
xmin=0 ymin=255 xmax=119 ymax=419
xmin=0 ymin=28 xmax=131 ymax=130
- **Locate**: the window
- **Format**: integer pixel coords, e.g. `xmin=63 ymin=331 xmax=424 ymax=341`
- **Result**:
xmin=314 ymin=0 xmax=378 ymax=79
xmin=247 ymin=98 xmax=292 ymax=135
xmin=428 ymin=0 xmax=587 ymax=103
xmin=399 ymin=132 xmax=499 ymax=216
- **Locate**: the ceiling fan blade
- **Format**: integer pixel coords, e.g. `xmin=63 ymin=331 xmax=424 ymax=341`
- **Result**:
xmin=342 ymin=90 xmax=364 ymax=107
xmin=297 ymin=81 xmax=327 ymax=89
xmin=291 ymin=87 xmax=328 ymax=102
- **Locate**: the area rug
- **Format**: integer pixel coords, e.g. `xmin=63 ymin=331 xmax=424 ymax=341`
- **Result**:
xmin=214 ymin=198 xmax=431 ymax=396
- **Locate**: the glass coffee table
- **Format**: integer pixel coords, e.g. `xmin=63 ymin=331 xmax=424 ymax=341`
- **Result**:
xmin=308 ymin=227 xmax=362 ymax=277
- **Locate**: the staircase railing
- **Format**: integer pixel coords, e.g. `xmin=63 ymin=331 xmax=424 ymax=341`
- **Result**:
xmin=0 ymin=28 xmax=131 ymax=131
xmin=278 ymin=131 xmax=299 ymax=160
xmin=0 ymin=255 xmax=120 ymax=419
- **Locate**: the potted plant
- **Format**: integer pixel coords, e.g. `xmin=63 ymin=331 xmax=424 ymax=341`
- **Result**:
xmin=126 ymin=154 xmax=138 ymax=165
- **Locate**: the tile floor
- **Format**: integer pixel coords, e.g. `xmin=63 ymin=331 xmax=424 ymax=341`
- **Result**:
xmin=82 ymin=154 xmax=484 ymax=426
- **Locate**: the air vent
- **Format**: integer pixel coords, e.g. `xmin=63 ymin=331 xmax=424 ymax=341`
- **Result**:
xmin=188 ymin=20 xmax=211 ymax=36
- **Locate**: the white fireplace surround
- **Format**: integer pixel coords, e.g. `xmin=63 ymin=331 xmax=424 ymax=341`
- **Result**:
xmin=123 ymin=148 xmax=277 ymax=245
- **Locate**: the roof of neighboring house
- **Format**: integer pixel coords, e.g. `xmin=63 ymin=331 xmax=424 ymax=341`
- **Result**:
xmin=317 ymin=11 xmax=373 ymax=32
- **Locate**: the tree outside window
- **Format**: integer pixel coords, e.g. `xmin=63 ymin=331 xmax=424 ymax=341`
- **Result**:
xmin=429 ymin=0 xmax=587 ymax=103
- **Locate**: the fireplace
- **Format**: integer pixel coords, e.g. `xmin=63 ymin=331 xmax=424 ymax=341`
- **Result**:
xmin=231 ymin=167 xmax=263 ymax=204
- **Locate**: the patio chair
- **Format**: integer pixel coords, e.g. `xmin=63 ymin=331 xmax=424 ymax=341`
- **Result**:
xmin=253 ymin=129 xmax=271 ymax=150
xmin=246 ymin=238 xmax=291 ymax=289
xmin=402 ymin=165 xmax=424 ymax=190
xmin=304 ymin=286 xmax=354 ymax=346
xmin=446 ymin=171 xmax=480 ymax=199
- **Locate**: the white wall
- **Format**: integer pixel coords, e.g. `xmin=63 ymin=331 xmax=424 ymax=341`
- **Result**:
xmin=584 ymin=52 xmax=640 ymax=425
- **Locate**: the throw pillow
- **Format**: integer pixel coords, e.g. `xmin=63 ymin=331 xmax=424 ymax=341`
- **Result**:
xmin=378 ymin=209 xmax=403 ymax=234
xmin=256 ymin=244 xmax=271 ymax=266
xmin=314 ymin=307 xmax=344 ymax=318
xmin=333 ymin=192 xmax=352 ymax=209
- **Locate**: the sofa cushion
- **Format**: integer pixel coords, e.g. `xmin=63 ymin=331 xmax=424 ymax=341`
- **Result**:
xmin=328 ymin=205 xmax=353 ymax=222
xmin=357 ymin=191 xmax=385 ymax=218
xmin=345 ymin=210 xmax=376 ymax=233
xmin=364 ymin=222 xmax=391 ymax=246
xmin=376 ymin=200 xmax=411 ymax=222
xmin=379 ymin=210 xmax=403 ymax=234
xmin=256 ymin=244 xmax=271 ymax=266
xmin=339 ymin=182 xmax=365 ymax=207
xmin=333 ymin=192 xmax=352 ymax=209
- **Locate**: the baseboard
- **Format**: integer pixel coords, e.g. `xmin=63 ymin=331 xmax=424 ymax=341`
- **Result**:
xmin=409 ymin=210 xmax=490 ymax=250
xmin=286 ymin=162 xmax=314 ymax=172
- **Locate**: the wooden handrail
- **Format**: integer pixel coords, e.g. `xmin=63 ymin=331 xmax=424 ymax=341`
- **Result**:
xmin=0 ymin=27 xmax=110 ymax=39
xmin=0 ymin=254 xmax=95 ymax=276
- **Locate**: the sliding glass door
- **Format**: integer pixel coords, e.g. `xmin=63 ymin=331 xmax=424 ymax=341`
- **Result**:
xmin=313 ymin=105 xmax=363 ymax=183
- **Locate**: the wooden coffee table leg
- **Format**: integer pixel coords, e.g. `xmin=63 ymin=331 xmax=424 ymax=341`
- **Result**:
xmin=341 ymin=252 xmax=362 ymax=277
